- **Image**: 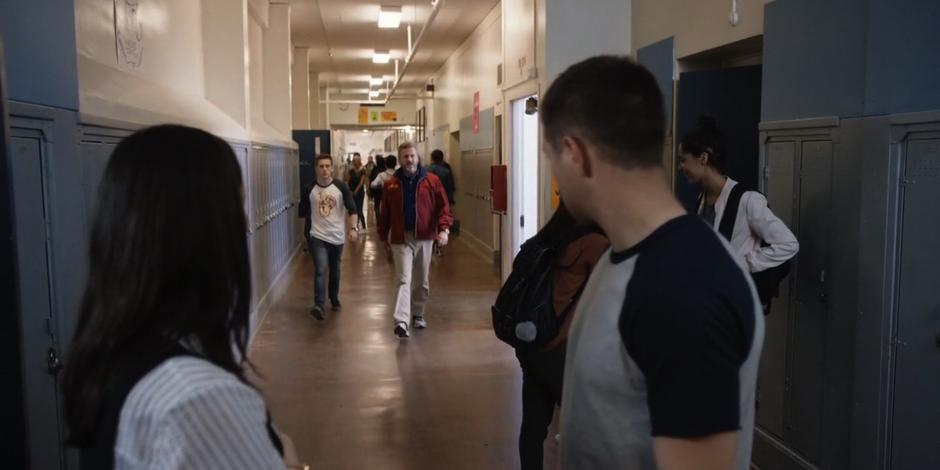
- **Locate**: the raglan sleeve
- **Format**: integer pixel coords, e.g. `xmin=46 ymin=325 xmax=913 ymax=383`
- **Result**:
xmin=619 ymin=281 xmax=750 ymax=438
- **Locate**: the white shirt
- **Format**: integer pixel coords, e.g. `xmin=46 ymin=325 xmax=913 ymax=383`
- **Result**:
xmin=370 ymin=168 xmax=395 ymax=189
xmin=309 ymin=179 xmax=356 ymax=245
xmin=698 ymin=178 xmax=799 ymax=273
xmin=115 ymin=357 xmax=285 ymax=469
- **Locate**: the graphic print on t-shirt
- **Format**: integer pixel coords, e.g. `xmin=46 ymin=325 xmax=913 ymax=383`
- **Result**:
xmin=308 ymin=180 xmax=357 ymax=246
xmin=318 ymin=194 xmax=338 ymax=218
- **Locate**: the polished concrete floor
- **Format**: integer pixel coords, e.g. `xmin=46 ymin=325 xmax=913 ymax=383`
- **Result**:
xmin=249 ymin=220 xmax=560 ymax=469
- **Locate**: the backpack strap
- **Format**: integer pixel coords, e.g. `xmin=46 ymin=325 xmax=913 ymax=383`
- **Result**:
xmin=718 ymin=183 xmax=748 ymax=241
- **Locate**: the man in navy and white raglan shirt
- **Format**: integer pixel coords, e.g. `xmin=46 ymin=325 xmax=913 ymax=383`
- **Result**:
xmin=541 ymin=56 xmax=764 ymax=470
xmin=299 ymin=154 xmax=359 ymax=321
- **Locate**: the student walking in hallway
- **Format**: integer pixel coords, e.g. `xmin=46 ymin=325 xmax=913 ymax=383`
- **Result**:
xmin=301 ymin=154 xmax=360 ymax=320
xmin=347 ymin=153 xmax=368 ymax=230
xmin=378 ymin=142 xmax=453 ymax=338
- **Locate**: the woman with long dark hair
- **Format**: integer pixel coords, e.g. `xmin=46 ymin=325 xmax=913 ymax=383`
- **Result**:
xmin=515 ymin=203 xmax=608 ymax=470
xmin=62 ymin=125 xmax=287 ymax=469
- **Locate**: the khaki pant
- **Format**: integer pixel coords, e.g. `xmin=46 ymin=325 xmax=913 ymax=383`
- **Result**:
xmin=391 ymin=232 xmax=434 ymax=325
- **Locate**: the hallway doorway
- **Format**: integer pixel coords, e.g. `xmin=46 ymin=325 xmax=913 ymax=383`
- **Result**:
xmin=510 ymin=94 xmax=539 ymax=257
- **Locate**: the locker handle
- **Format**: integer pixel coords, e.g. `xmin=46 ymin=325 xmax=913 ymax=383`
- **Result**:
xmin=818 ymin=269 xmax=828 ymax=304
xmin=47 ymin=347 xmax=63 ymax=374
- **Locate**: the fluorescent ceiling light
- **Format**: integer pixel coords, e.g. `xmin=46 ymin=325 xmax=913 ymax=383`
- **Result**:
xmin=369 ymin=90 xmax=381 ymax=98
xmin=372 ymin=49 xmax=390 ymax=64
xmin=378 ymin=5 xmax=402 ymax=28
xmin=370 ymin=76 xmax=384 ymax=86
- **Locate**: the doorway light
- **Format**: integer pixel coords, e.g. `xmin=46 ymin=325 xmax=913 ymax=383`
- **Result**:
xmin=378 ymin=5 xmax=402 ymax=29
xmin=372 ymin=49 xmax=390 ymax=64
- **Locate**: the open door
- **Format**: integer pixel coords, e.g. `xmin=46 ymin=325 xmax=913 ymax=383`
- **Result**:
xmin=675 ymin=65 xmax=762 ymax=210
xmin=510 ymin=95 xmax=539 ymax=257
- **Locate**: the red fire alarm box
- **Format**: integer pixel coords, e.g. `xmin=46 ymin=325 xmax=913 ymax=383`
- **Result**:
xmin=490 ymin=165 xmax=508 ymax=214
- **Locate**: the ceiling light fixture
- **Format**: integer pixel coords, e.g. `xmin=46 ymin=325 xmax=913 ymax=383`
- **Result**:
xmin=378 ymin=5 xmax=403 ymax=29
xmin=370 ymin=76 xmax=384 ymax=86
xmin=372 ymin=49 xmax=390 ymax=64
xmin=369 ymin=90 xmax=381 ymax=98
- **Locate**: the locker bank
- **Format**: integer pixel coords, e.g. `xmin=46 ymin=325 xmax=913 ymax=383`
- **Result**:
xmin=1 ymin=0 xmax=938 ymax=469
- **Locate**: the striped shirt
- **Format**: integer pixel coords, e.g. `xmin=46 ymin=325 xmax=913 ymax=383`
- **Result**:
xmin=115 ymin=356 xmax=285 ymax=469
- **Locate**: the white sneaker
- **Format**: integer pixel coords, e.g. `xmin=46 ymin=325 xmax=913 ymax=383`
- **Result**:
xmin=413 ymin=316 xmax=427 ymax=329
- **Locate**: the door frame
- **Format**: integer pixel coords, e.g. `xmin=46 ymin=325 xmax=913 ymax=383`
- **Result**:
xmin=501 ymin=80 xmax=540 ymax=279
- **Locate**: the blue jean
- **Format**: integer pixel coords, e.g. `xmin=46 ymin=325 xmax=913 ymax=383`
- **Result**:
xmin=309 ymin=237 xmax=344 ymax=308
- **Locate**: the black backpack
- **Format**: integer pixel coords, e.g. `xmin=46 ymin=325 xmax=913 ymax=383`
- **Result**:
xmin=717 ymin=184 xmax=793 ymax=308
xmin=491 ymin=228 xmax=595 ymax=350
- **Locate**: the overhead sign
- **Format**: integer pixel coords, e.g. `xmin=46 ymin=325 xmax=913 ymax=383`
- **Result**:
xmin=358 ymin=107 xmax=399 ymax=125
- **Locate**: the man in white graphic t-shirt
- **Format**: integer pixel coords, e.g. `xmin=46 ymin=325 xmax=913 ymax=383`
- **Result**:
xmin=300 ymin=154 xmax=359 ymax=320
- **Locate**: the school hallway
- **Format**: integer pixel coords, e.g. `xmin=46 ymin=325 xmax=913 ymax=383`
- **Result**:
xmin=249 ymin=226 xmax=556 ymax=469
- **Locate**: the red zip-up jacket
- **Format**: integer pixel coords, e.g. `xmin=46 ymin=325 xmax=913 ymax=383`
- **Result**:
xmin=378 ymin=167 xmax=453 ymax=244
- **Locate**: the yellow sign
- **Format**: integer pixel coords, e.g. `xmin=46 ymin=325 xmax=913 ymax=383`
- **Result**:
xmin=358 ymin=107 xmax=399 ymax=124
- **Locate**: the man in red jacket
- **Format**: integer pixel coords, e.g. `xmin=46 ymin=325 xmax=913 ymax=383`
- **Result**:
xmin=378 ymin=142 xmax=453 ymax=338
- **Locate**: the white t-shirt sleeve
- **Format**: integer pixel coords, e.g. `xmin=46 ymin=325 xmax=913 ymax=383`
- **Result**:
xmin=743 ymin=191 xmax=800 ymax=272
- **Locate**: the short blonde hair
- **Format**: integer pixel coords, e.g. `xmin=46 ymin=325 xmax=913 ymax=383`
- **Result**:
xmin=398 ymin=141 xmax=417 ymax=154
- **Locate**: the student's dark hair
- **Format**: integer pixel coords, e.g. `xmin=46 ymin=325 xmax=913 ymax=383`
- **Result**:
xmin=430 ymin=149 xmax=444 ymax=163
xmin=534 ymin=201 xmax=603 ymax=251
xmin=679 ymin=115 xmax=728 ymax=172
xmin=385 ymin=155 xmax=397 ymax=168
xmin=62 ymin=125 xmax=252 ymax=445
xmin=541 ymin=55 xmax=665 ymax=170
xmin=375 ymin=155 xmax=386 ymax=171
xmin=316 ymin=154 xmax=333 ymax=164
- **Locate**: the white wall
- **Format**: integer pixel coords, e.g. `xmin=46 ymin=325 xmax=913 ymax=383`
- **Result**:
xmin=426 ymin=4 xmax=502 ymax=133
xmin=263 ymin=3 xmax=292 ymax=136
xmin=503 ymin=0 xmax=536 ymax=90
xmin=74 ymin=0 xmax=295 ymax=147
xmin=203 ymin=0 xmax=250 ymax=129
xmin=309 ymin=73 xmax=322 ymax=128
xmin=292 ymin=47 xmax=311 ymax=129
xmin=76 ymin=0 xmax=206 ymax=96
xmin=632 ymin=0 xmax=772 ymax=56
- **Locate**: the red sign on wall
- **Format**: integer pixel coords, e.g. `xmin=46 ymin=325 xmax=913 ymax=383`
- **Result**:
xmin=473 ymin=91 xmax=480 ymax=134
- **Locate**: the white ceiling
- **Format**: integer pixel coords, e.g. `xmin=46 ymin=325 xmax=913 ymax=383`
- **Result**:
xmin=288 ymin=0 xmax=499 ymax=101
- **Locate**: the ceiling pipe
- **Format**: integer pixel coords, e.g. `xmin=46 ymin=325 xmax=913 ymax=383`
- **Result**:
xmin=385 ymin=0 xmax=446 ymax=104
xmin=319 ymin=96 xmax=423 ymax=104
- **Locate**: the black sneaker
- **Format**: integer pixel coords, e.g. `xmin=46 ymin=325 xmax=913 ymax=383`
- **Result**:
xmin=413 ymin=316 xmax=427 ymax=329
xmin=331 ymin=302 xmax=342 ymax=312
xmin=394 ymin=322 xmax=410 ymax=338
xmin=309 ymin=306 xmax=325 ymax=321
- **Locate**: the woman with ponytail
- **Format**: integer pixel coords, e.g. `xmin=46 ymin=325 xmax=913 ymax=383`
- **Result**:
xmin=678 ymin=116 xmax=799 ymax=310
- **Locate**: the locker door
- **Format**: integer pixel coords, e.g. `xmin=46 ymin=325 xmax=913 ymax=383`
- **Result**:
xmin=891 ymin=138 xmax=940 ymax=469
xmin=757 ymin=140 xmax=797 ymax=438
xmin=788 ymin=140 xmax=833 ymax=465
xmin=79 ymin=142 xmax=114 ymax=224
xmin=9 ymin=134 xmax=65 ymax=469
